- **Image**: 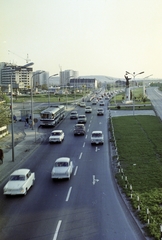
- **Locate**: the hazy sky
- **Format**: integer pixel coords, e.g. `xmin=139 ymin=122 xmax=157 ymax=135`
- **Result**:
xmin=1 ymin=0 xmax=162 ymax=78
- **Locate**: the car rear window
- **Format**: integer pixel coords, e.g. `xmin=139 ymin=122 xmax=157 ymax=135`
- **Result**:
xmin=55 ymin=162 xmax=68 ymax=167
xmin=10 ymin=175 xmax=25 ymax=181
xmin=92 ymin=133 xmax=102 ymax=137
xmin=52 ymin=132 xmax=61 ymax=136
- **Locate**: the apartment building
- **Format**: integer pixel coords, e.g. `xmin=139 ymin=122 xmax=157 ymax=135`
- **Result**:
xmin=0 ymin=62 xmax=33 ymax=91
xmin=0 ymin=62 xmax=49 ymax=92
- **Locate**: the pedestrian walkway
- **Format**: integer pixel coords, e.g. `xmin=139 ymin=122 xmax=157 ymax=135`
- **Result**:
xmin=0 ymin=105 xmax=75 ymax=183
xmin=0 ymin=114 xmax=46 ymax=183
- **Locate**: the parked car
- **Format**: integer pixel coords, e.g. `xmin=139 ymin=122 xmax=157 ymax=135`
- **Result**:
xmin=49 ymin=130 xmax=64 ymax=143
xmin=70 ymin=111 xmax=78 ymax=119
xmin=97 ymin=108 xmax=104 ymax=115
xmin=91 ymin=131 xmax=104 ymax=145
xmin=51 ymin=157 xmax=73 ymax=180
xmin=78 ymin=115 xmax=87 ymax=124
xmin=3 ymin=169 xmax=35 ymax=196
xmin=85 ymin=106 xmax=92 ymax=113
xmin=74 ymin=124 xmax=86 ymax=135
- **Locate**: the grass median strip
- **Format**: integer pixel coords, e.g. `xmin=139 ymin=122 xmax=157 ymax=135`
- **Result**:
xmin=111 ymin=115 xmax=162 ymax=239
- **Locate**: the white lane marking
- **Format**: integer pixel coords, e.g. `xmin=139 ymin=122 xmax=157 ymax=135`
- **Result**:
xmin=89 ymin=124 xmax=91 ymax=127
xmin=66 ymin=186 xmax=72 ymax=202
xmin=85 ymin=135 xmax=88 ymax=139
xmin=53 ymin=220 xmax=62 ymax=240
xmin=79 ymin=152 xmax=82 ymax=159
xmin=93 ymin=175 xmax=99 ymax=185
xmin=83 ymin=142 xmax=85 ymax=147
xmin=74 ymin=166 xmax=78 ymax=176
xmin=95 ymin=147 xmax=100 ymax=152
xmin=87 ymin=129 xmax=89 ymax=132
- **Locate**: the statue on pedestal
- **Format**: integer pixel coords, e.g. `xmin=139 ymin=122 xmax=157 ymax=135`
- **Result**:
xmin=124 ymin=73 xmax=131 ymax=88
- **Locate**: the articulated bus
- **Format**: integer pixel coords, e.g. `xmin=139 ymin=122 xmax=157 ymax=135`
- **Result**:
xmin=40 ymin=105 xmax=65 ymax=127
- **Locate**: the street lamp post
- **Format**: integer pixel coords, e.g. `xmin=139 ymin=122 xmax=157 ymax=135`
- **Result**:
xmin=31 ymin=71 xmax=45 ymax=130
xmin=65 ymin=76 xmax=73 ymax=109
xmin=47 ymin=74 xmax=58 ymax=106
xmin=126 ymin=71 xmax=144 ymax=115
xmin=11 ymin=62 xmax=34 ymax=162
xmin=10 ymin=70 xmax=15 ymax=162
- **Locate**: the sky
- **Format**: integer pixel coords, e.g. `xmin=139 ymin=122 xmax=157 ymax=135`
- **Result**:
xmin=1 ymin=0 xmax=162 ymax=79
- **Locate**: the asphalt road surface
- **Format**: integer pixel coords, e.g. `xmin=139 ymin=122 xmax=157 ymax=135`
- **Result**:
xmin=0 ymin=99 xmax=146 ymax=240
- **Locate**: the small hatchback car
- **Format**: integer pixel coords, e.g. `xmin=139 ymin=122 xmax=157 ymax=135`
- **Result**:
xmin=85 ymin=106 xmax=92 ymax=113
xmin=78 ymin=115 xmax=87 ymax=124
xmin=70 ymin=111 xmax=78 ymax=119
xmin=99 ymin=100 xmax=105 ymax=106
xmin=97 ymin=108 xmax=104 ymax=115
xmin=74 ymin=124 xmax=86 ymax=135
xmin=91 ymin=131 xmax=104 ymax=145
xmin=49 ymin=130 xmax=64 ymax=143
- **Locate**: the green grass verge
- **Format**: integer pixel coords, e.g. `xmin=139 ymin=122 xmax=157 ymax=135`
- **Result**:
xmin=111 ymin=115 xmax=162 ymax=239
xmin=109 ymin=87 xmax=152 ymax=110
xmin=13 ymin=93 xmax=84 ymax=103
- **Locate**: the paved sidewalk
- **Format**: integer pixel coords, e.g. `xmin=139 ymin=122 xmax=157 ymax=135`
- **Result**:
xmin=0 ymin=106 xmax=75 ymax=183
xmin=0 ymin=114 xmax=46 ymax=183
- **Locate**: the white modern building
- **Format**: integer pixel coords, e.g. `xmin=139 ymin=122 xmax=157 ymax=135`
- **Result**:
xmin=0 ymin=62 xmax=33 ymax=91
xmin=0 ymin=62 xmax=49 ymax=92
xmin=33 ymin=71 xmax=49 ymax=88
xmin=60 ymin=70 xmax=78 ymax=86
xmin=70 ymin=78 xmax=97 ymax=89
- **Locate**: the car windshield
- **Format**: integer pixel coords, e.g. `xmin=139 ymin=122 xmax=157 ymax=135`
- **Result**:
xmin=10 ymin=175 xmax=25 ymax=181
xmin=75 ymin=125 xmax=84 ymax=129
xmin=55 ymin=162 xmax=69 ymax=167
xmin=92 ymin=133 xmax=102 ymax=137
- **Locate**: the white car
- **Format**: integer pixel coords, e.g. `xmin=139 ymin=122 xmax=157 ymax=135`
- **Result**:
xmin=85 ymin=106 xmax=92 ymax=113
xmin=80 ymin=102 xmax=86 ymax=107
xmin=49 ymin=130 xmax=64 ymax=143
xmin=91 ymin=131 xmax=104 ymax=145
xmin=51 ymin=157 xmax=73 ymax=180
xmin=78 ymin=115 xmax=87 ymax=124
xmin=97 ymin=108 xmax=104 ymax=115
xmin=99 ymin=100 xmax=105 ymax=106
xmin=3 ymin=169 xmax=35 ymax=196
xmin=70 ymin=111 xmax=78 ymax=119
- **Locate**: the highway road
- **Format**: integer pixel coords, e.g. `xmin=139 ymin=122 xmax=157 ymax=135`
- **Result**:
xmin=0 ymin=99 xmax=146 ymax=239
xmin=146 ymin=87 xmax=162 ymax=120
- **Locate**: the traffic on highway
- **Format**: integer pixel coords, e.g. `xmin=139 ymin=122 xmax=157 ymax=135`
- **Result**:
xmin=0 ymin=91 xmax=146 ymax=240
